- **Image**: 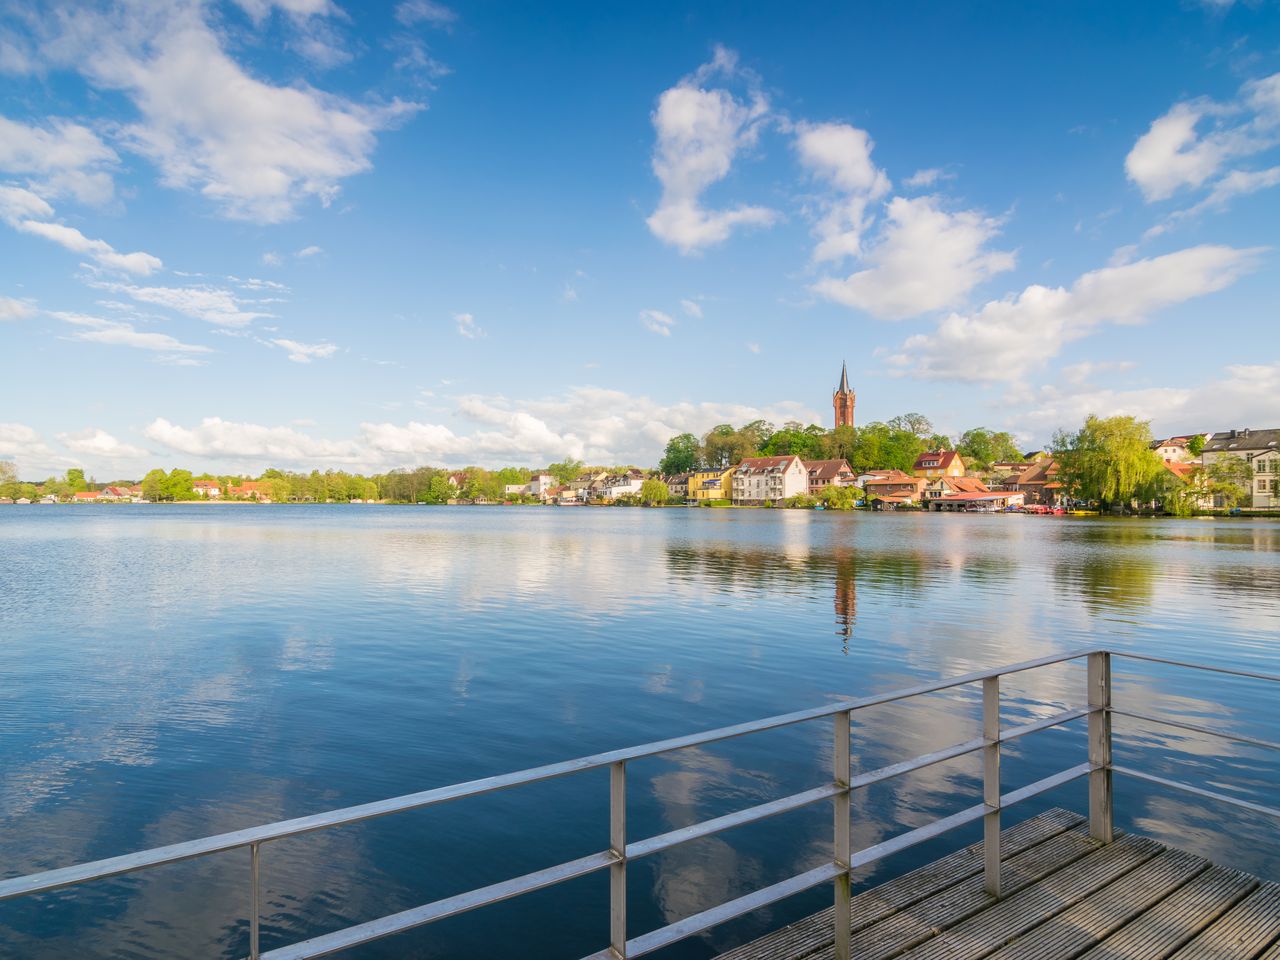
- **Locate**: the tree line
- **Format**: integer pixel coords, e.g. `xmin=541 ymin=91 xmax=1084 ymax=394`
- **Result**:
xmin=658 ymin=415 xmax=1026 ymax=476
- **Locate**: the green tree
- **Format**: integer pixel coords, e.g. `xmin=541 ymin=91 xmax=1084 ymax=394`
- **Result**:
xmin=818 ymin=484 xmax=856 ymax=509
xmin=163 ymin=469 xmax=199 ymax=501
xmin=639 ymin=477 xmax=670 ymax=505
xmin=702 ymin=424 xmax=759 ymax=469
xmin=424 ymin=476 xmax=455 ymax=503
xmin=65 ymin=468 xmax=87 ymax=492
xmin=1187 ymin=434 xmax=1205 ymax=456
xmin=762 ymin=422 xmax=826 ymax=459
xmin=1053 ymin=415 xmax=1163 ymax=510
xmin=0 ymin=461 xmax=16 ymax=485
xmin=887 ymin=413 xmax=933 ymax=436
xmin=1201 ymin=455 xmax=1253 ymax=509
xmin=659 ymin=433 xmax=700 ymax=474
xmin=957 ymin=428 xmax=1022 ymax=471
xmin=547 ymin=459 xmax=584 ymax=485
xmin=141 ymin=468 xmax=168 ymax=501
xmin=823 ymin=425 xmax=858 ymax=462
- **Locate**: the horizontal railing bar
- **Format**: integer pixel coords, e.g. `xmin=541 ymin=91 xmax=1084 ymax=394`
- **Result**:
xmin=262 ymin=850 xmax=619 ymax=960
xmin=1111 ymin=709 xmax=1280 ymax=753
xmin=627 ymin=784 xmax=843 ymax=860
xmin=1002 ymin=706 xmax=1091 ymax=742
xmin=1112 ymin=766 xmax=1280 ymax=821
xmin=1111 ymin=652 xmax=1280 ymax=685
xmin=849 ymin=739 xmax=984 ymax=791
xmin=620 ymin=862 xmax=844 ymax=959
xmin=849 ymin=803 xmax=988 ymax=870
xmin=1111 ymin=711 xmax=1280 ymax=757
xmin=999 ymin=762 xmax=1092 ymax=808
xmin=0 ymin=647 xmax=1100 ymax=901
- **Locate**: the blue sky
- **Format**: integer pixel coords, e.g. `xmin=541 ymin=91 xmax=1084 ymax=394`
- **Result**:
xmin=2 ymin=0 xmax=1279 ymax=478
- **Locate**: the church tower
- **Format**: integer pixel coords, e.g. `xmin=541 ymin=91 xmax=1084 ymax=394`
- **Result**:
xmin=833 ymin=361 xmax=856 ymax=429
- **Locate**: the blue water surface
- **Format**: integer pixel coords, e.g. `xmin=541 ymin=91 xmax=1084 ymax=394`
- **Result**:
xmin=0 ymin=506 xmax=1277 ymax=958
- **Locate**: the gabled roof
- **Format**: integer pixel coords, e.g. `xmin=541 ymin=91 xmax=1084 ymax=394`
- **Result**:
xmin=835 ymin=361 xmax=852 ymax=395
xmin=936 ymin=476 xmax=989 ymax=494
xmin=735 ymin=455 xmax=803 ymax=473
xmin=1203 ymin=428 xmax=1280 ymax=453
xmin=913 ymin=450 xmax=960 ymax=471
xmin=1014 ymin=459 xmax=1058 ymax=485
xmin=804 ymin=459 xmax=853 ymax=480
xmin=1163 ymin=460 xmax=1197 ymax=480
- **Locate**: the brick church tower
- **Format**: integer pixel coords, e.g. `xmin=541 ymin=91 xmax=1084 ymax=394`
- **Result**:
xmin=833 ymin=361 xmax=856 ymax=429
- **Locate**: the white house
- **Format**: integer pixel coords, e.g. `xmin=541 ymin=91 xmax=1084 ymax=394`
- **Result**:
xmin=1202 ymin=428 xmax=1280 ymax=508
xmin=731 ymin=455 xmax=809 ymax=505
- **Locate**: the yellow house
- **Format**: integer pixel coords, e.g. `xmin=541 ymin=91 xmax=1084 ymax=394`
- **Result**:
xmin=913 ymin=450 xmax=966 ymax=479
xmin=688 ymin=467 xmax=733 ymax=502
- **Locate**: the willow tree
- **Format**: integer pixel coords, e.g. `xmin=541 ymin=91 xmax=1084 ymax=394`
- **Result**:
xmin=1052 ymin=415 xmax=1163 ymax=510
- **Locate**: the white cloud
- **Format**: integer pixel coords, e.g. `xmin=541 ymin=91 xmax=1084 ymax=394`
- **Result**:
xmin=1126 ymin=72 xmax=1280 ymax=206
xmin=0 ymin=185 xmax=54 ymax=221
xmin=57 ymin=428 xmax=148 ymax=459
xmin=0 ymin=114 xmax=117 ymax=204
xmin=14 ymin=219 xmax=163 ymax=275
xmin=261 ymin=251 xmax=282 ymax=266
xmin=640 ymin=309 xmax=675 ymax=336
xmin=679 ymin=298 xmax=703 ymax=318
xmin=454 ymin=312 xmax=483 ymax=338
xmin=271 ymin=338 xmax=337 ymax=363
xmin=646 ymin=46 xmax=776 ymax=254
xmin=813 ymin=195 xmax=1015 ymax=319
xmin=0 ymin=295 xmax=35 ymax=322
xmin=233 ymin=0 xmax=338 ymax=20
xmin=561 ymin=283 xmax=579 ymax=303
xmin=886 ymin=244 xmax=1263 ymax=383
xmin=296 ymin=245 xmax=323 ymax=258
xmin=23 ymin=3 xmax=422 ymax=223
xmin=903 ymin=168 xmax=951 ymax=189
xmin=795 ymin=121 xmax=890 ymax=263
xmin=395 ymin=0 xmax=457 ymax=26
xmin=55 ymin=311 xmax=212 ymax=356
xmin=746 ymin=341 xmax=761 ymax=354
xmin=89 ymin=279 xmax=271 ymax=327
xmin=145 ymin=416 xmax=363 ymax=463
xmin=1061 ymin=359 xmax=1137 ymax=385
xmin=0 ymin=423 xmax=70 ymax=475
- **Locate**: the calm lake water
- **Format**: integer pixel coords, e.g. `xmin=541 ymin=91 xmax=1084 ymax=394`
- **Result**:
xmin=0 ymin=506 xmax=1277 ymax=959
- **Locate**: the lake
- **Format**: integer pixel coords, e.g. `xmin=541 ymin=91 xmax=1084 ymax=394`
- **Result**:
xmin=0 ymin=506 xmax=1277 ymax=959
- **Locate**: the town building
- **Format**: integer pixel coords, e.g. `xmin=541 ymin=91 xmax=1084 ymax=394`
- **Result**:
xmin=928 ymin=490 xmax=1026 ymax=511
xmin=688 ymin=467 xmax=733 ymax=503
xmin=804 ymin=459 xmax=854 ymax=496
xmin=862 ymin=473 xmax=927 ymax=506
xmin=228 ymin=481 xmax=271 ymax=501
xmin=732 ymin=455 xmax=809 ymax=505
xmin=1008 ymin=459 xmax=1062 ymax=506
xmin=193 ymin=480 xmax=221 ymax=497
xmin=662 ymin=473 xmax=692 ymax=499
xmin=833 ymin=362 xmax=855 ymax=429
xmin=71 ymin=491 xmax=100 ymax=502
xmin=1202 ymin=429 xmax=1280 ymax=508
xmin=1150 ymin=435 xmax=1208 ymax=463
xmin=923 ymin=476 xmax=989 ymax=502
xmin=913 ymin=450 xmax=966 ymax=479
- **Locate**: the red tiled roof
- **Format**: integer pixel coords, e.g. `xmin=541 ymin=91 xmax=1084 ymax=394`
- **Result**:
xmin=1163 ymin=460 xmax=1197 ymax=480
xmin=913 ymin=450 xmax=959 ymax=471
xmin=938 ymin=476 xmax=989 ymax=494
xmin=736 ymin=455 xmax=801 ymax=471
xmin=804 ymin=459 xmax=853 ymax=480
xmin=72 ymin=491 xmax=100 ymax=499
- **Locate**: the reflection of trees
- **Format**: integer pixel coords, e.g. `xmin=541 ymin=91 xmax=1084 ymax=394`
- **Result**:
xmin=665 ymin=545 xmax=937 ymax=650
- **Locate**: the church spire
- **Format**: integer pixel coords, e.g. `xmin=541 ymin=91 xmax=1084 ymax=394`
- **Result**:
xmin=837 ymin=361 xmax=851 ymax=394
xmin=833 ymin=360 xmax=855 ymax=429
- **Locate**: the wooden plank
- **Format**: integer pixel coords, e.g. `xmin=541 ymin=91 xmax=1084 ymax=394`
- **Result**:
xmin=797 ymin=826 xmax=1104 ymax=960
xmin=1168 ymin=882 xmax=1280 ymax=960
xmin=713 ymin=809 xmax=1084 ymax=960
xmin=895 ymin=835 xmax=1161 ymax=960
xmin=1076 ymin=865 xmax=1258 ymax=960
xmin=983 ymin=848 xmax=1207 ymax=960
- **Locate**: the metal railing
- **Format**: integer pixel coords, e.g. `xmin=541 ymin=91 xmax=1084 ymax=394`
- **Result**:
xmin=1 ymin=648 xmax=1277 ymax=960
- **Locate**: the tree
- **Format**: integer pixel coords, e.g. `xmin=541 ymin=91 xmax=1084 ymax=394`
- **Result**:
xmin=0 ymin=461 xmax=15 ymax=485
xmin=65 ymin=468 xmax=87 ymax=492
xmin=141 ymin=469 xmax=168 ymax=501
xmin=1053 ymin=415 xmax=1163 ymax=510
xmin=702 ymin=424 xmax=758 ymax=469
xmin=818 ymin=484 xmax=856 ymax=510
xmin=887 ymin=413 xmax=933 ymax=437
xmin=548 ymin=459 xmax=584 ymax=485
xmin=639 ymin=477 xmax=670 ymax=505
xmin=659 ymin=433 xmax=700 ymax=474
xmin=762 ymin=423 xmax=826 ymax=459
xmin=1201 ymin=455 xmax=1253 ymax=509
xmin=1187 ymin=434 xmax=1205 ymax=456
xmin=957 ymin=428 xmax=1022 ymax=471
xmin=163 ymin=469 xmax=199 ymax=501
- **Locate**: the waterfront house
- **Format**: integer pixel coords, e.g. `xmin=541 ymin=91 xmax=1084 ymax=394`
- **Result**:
xmin=1202 ymin=428 xmax=1280 ymax=509
xmin=0 ymin=498 xmax=12 ymax=505
xmin=913 ymin=450 xmax=966 ymax=479
xmin=192 ymin=480 xmax=221 ymax=497
xmin=1151 ymin=435 xmax=1208 ymax=463
xmin=446 ymin=472 xmax=467 ymax=488
xmin=852 ymin=469 xmax=903 ymax=489
xmin=101 ymin=486 xmax=133 ymax=500
xmin=661 ymin=473 xmax=692 ymax=499
xmin=529 ymin=473 xmax=556 ymax=500
xmin=929 ymin=490 xmax=1026 ymax=511
xmin=605 ymin=470 xmax=647 ymax=499
xmin=923 ymin=476 xmax=989 ymax=502
xmin=688 ymin=467 xmax=733 ymax=503
xmin=228 ymin=481 xmax=271 ymax=502
xmin=570 ymin=471 xmax=608 ymax=495
xmin=862 ymin=473 xmax=927 ymax=505
xmin=1009 ymin=459 xmax=1062 ymax=506
xmin=731 ymin=455 xmax=809 ymax=505
xmin=503 ymin=483 xmax=528 ymax=497
xmin=804 ymin=459 xmax=854 ymax=496
xmin=72 ymin=491 xmax=101 ymax=502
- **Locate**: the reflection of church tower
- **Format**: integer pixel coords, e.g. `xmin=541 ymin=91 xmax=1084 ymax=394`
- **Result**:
xmin=833 ymin=549 xmax=856 ymax=648
xmin=833 ymin=362 xmax=856 ymax=429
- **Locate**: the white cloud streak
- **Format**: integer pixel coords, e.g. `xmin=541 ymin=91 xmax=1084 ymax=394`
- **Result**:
xmin=454 ymin=312 xmax=483 ymax=339
xmin=0 ymin=295 xmax=36 ymax=322
xmin=886 ymin=244 xmax=1264 ymax=383
xmin=646 ymin=46 xmax=776 ymax=254
xmin=0 ymin=113 xmax=117 ymax=204
xmin=271 ymin=338 xmax=337 ymax=363
xmin=57 ymin=428 xmax=148 ymax=459
xmin=640 ymin=309 xmax=675 ymax=336
xmin=55 ymin=311 xmax=213 ymax=356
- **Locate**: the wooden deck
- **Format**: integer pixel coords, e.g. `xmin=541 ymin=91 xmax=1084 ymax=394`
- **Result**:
xmin=714 ymin=809 xmax=1280 ymax=960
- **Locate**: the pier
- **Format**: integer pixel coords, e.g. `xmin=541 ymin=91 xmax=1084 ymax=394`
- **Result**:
xmin=0 ymin=649 xmax=1276 ymax=959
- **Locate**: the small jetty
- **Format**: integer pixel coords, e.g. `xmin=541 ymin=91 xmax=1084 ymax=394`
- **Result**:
xmin=716 ymin=808 xmax=1280 ymax=960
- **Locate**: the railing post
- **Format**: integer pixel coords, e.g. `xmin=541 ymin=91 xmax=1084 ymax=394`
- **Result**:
xmin=610 ymin=761 xmax=627 ymax=959
xmin=249 ymin=841 xmax=261 ymax=960
xmin=1088 ymin=651 xmax=1113 ymax=843
xmin=982 ymin=675 xmax=1001 ymax=898
xmin=833 ymin=711 xmax=852 ymax=960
